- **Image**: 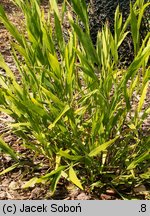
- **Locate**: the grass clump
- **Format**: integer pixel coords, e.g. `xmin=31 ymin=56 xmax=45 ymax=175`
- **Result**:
xmin=0 ymin=0 xmax=149 ymax=196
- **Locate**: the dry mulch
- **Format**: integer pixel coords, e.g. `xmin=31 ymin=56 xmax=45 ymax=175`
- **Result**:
xmin=0 ymin=0 xmax=150 ymax=200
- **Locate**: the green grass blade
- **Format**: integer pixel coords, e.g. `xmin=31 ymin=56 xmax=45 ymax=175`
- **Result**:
xmin=127 ymin=150 xmax=150 ymax=170
xmin=50 ymin=171 xmax=62 ymax=195
xmin=0 ymin=137 xmax=19 ymax=161
xmin=137 ymin=81 xmax=149 ymax=113
xmin=0 ymin=5 xmax=24 ymax=46
xmin=48 ymin=104 xmax=70 ymax=130
xmin=22 ymin=177 xmax=39 ymax=189
xmin=88 ymin=136 xmax=119 ymax=157
xmin=58 ymin=149 xmax=83 ymax=161
xmin=0 ymin=163 xmax=19 ymax=176
xmin=69 ymin=166 xmax=83 ymax=190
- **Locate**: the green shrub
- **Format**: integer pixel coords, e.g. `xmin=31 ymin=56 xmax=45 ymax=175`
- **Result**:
xmin=0 ymin=0 xmax=149 ymax=195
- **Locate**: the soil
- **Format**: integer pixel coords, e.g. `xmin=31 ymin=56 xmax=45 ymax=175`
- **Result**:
xmin=0 ymin=0 xmax=150 ymax=200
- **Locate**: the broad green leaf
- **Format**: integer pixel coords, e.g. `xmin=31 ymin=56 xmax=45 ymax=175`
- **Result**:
xmin=128 ymin=124 xmax=136 ymax=130
xmin=40 ymin=86 xmax=64 ymax=107
xmin=74 ymin=105 xmax=88 ymax=116
xmin=71 ymin=22 xmax=98 ymax=64
xmin=88 ymin=136 xmax=119 ymax=157
xmin=23 ymin=100 xmax=47 ymax=117
xmin=80 ymin=89 xmax=99 ymax=104
xmin=75 ymin=49 xmax=98 ymax=80
xmin=69 ymin=166 xmax=83 ymax=190
xmin=58 ymin=150 xmax=82 ymax=161
xmin=50 ymin=0 xmax=60 ymax=17
xmin=137 ymin=81 xmax=149 ymax=113
xmin=54 ymin=11 xmax=64 ymax=52
xmin=55 ymin=155 xmax=61 ymax=170
xmin=127 ymin=150 xmax=150 ymax=170
xmin=10 ymin=122 xmax=30 ymax=128
xmin=117 ymin=31 xmax=129 ymax=48
xmin=48 ymin=53 xmax=61 ymax=78
xmin=40 ymin=166 xmax=66 ymax=179
xmin=48 ymin=104 xmax=70 ymax=130
xmin=140 ymin=170 xmax=150 ymax=179
xmin=114 ymin=6 xmax=121 ymax=44
xmin=31 ymin=98 xmax=43 ymax=108
xmin=130 ymin=2 xmax=138 ymax=55
xmin=0 ymin=54 xmax=22 ymax=91
xmin=137 ymin=2 xmax=150 ymax=34
xmin=125 ymin=41 xmax=150 ymax=82
xmin=22 ymin=177 xmax=39 ymax=189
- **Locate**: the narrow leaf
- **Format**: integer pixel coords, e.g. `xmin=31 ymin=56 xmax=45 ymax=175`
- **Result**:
xmin=69 ymin=166 xmax=83 ymax=190
xmin=127 ymin=150 xmax=150 ymax=170
xmin=0 ymin=137 xmax=18 ymax=161
xmin=22 ymin=177 xmax=39 ymax=189
xmin=88 ymin=136 xmax=119 ymax=157
xmin=0 ymin=163 xmax=19 ymax=176
xmin=48 ymin=104 xmax=70 ymax=130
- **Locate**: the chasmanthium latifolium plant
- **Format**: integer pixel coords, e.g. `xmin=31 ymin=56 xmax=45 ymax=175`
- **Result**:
xmin=0 ymin=0 xmax=149 ymax=193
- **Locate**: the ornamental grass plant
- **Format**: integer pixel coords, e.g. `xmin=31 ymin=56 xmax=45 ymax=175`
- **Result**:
xmin=0 ymin=0 xmax=149 ymax=196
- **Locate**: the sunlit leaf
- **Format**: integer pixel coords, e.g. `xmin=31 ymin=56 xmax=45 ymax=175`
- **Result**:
xmin=88 ymin=137 xmax=119 ymax=157
xmin=0 ymin=163 xmax=19 ymax=176
xmin=22 ymin=177 xmax=39 ymax=189
xmin=127 ymin=150 xmax=150 ymax=170
xmin=69 ymin=166 xmax=83 ymax=190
